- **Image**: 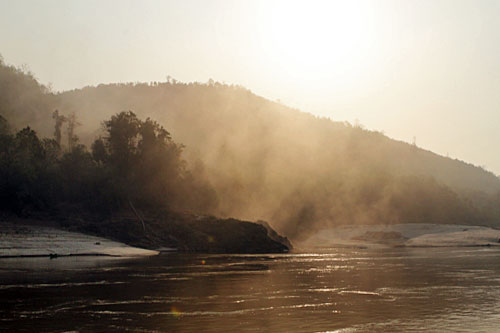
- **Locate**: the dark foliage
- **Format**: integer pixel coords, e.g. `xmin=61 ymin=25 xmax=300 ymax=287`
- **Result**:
xmin=2 ymin=58 xmax=500 ymax=240
xmin=0 ymin=112 xmax=217 ymax=217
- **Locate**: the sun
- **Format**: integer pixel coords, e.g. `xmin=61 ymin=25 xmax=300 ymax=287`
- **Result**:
xmin=257 ymin=0 xmax=378 ymax=86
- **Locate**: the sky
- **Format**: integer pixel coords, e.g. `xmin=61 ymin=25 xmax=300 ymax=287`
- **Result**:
xmin=1 ymin=0 xmax=500 ymax=174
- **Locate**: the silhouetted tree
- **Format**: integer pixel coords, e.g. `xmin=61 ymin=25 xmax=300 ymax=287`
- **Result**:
xmin=66 ymin=113 xmax=80 ymax=152
xmin=91 ymin=111 xmax=188 ymax=210
xmin=52 ymin=110 xmax=66 ymax=147
xmin=91 ymin=137 xmax=106 ymax=164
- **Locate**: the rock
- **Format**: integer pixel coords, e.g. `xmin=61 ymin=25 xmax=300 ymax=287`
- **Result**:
xmin=7 ymin=211 xmax=292 ymax=254
xmin=257 ymin=220 xmax=293 ymax=251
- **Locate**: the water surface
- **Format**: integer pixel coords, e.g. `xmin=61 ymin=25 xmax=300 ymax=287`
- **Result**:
xmin=1 ymin=247 xmax=500 ymax=332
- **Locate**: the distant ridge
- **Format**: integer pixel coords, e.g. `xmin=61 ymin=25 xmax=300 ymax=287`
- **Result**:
xmin=57 ymin=82 xmax=500 ymax=193
xmin=2 ymin=59 xmax=500 ymax=239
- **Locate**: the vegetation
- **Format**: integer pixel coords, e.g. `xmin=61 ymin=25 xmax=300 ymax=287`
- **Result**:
xmin=2 ymin=58 xmax=500 ymax=241
xmin=0 ymin=57 xmax=54 ymax=136
xmin=0 ymin=110 xmax=216 ymax=217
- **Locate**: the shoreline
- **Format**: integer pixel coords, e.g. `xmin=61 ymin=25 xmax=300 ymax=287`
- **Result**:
xmin=0 ymin=212 xmax=292 ymax=255
xmin=301 ymin=223 xmax=500 ymax=249
xmin=0 ymin=253 xmax=124 ymax=259
xmin=0 ymin=221 xmax=159 ymax=258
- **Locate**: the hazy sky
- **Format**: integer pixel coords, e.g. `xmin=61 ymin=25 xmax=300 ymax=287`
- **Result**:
xmin=1 ymin=0 xmax=500 ymax=174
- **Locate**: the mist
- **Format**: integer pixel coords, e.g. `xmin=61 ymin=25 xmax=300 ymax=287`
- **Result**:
xmin=3 ymin=1 xmax=500 ymax=331
xmin=57 ymin=81 xmax=500 ymax=239
xmin=2 ymin=57 xmax=500 ymax=243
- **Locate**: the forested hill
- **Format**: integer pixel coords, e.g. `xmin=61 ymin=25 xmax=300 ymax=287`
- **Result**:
xmin=2 ymin=59 xmax=500 ymax=239
xmin=0 ymin=58 xmax=54 ymax=136
xmin=58 ymin=82 xmax=500 ymax=195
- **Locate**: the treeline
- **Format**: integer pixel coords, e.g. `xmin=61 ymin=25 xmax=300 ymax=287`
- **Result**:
xmin=54 ymin=79 xmax=500 ymax=236
xmin=2 ymin=57 xmax=500 ymax=240
xmin=0 ymin=111 xmax=217 ymax=216
xmin=0 ymin=56 xmax=54 ymax=137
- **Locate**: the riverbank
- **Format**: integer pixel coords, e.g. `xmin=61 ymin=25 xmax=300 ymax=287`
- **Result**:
xmin=0 ymin=222 xmax=158 ymax=258
xmin=0 ymin=211 xmax=291 ymax=255
xmin=302 ymin=223 xmax=500 ymax=248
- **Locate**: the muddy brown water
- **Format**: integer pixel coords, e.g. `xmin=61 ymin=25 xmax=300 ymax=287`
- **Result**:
xmin=1 ymin=247 xmax=500 ymax=332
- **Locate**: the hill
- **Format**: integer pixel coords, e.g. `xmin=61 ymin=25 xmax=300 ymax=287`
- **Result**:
xmin=56 ymin=82 xmax=500 ymax=237
xmin=2 ymin=59 xmax=500 ymax=240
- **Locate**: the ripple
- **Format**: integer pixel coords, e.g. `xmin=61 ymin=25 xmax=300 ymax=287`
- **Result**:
xmin=0 ymin=280 xmax=127 ymax=290
xmin=85 ymin=302 xmax=340 ymax=317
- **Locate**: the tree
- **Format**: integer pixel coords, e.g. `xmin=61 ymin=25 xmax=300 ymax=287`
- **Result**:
xmin=102 ymin=111 xmax=140 ymax=175
xmin=52 ymin=110 xmax=66 ymax=147
xmin=66 ymin=113 xmax=80 ymax=152
xmin=91 ymin=138 xmax=107 ymax=164
xmin=92 ymin=111 xmax=188 ymax=210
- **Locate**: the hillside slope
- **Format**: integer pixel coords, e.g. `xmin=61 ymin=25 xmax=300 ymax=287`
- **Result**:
xmin=57 ymin=83 xmax=500 ymax=194
xmin=2 ymin=60 xmax=500 ymax=239
xmin=55 ymin=82 xmax=500 ymax=236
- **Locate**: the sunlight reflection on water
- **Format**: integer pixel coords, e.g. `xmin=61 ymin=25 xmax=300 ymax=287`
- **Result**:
xmin=1 ymin=247 xmax=500 ymax=332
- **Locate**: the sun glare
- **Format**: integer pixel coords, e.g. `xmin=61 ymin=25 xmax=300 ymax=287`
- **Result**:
xmin=258 ymin=0 xmax=378 ymax=87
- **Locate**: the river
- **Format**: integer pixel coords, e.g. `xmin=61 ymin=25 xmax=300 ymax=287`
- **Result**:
xmin=1 ymin=247 xmax=500 ymax=332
